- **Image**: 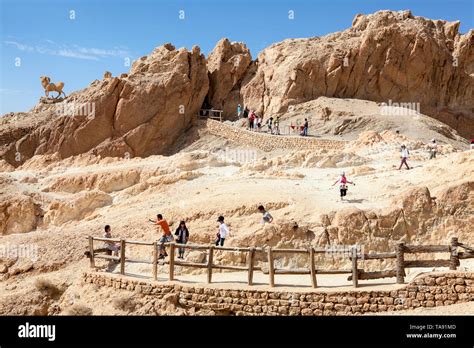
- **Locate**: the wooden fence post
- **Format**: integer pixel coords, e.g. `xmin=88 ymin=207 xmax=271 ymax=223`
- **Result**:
xmin=88 ymin=236 xmax=95 ymax=268
xmin=309 ymin=247 xmax=317 ymax=288
xmin=351 ymin=247 xmax=358 ymax=288
xmin=396 ymin=242 xmax=405 ymax=284
xmin=450 ymin=237 xmax=459 ymax=270
xmin=207 ymin=246 xmax=214 ymax=284
xmin=247 ymin=248 xmax=255 ymax=286
xmin=267 ymin=247 xmax=275 ymax=287
xmin=169 ymin=243 xmax=175 ymax=281
xmin=120 ymin=239 xmax=126 ymax=275
xmin=152 ymin=241 xmax=158 ymax=281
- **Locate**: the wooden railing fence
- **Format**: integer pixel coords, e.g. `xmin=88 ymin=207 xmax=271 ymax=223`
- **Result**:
xmin=86 ymin=236 xmax=473 ymax=288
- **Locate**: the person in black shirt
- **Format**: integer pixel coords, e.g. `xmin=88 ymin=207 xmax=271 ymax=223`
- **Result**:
xmin=174 ymin=221 xmax=190 ymax=259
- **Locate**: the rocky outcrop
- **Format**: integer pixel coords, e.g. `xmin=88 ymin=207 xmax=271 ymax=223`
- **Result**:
xmin=1 ymin=44 xmax=209 ymax=166
xmin=320 ymin=182 xmax=474 ymax=249
xmin=239 ymin=10 xmax=473 ymax=138
xmin=0 ymin=195 xmax=43 ymax=235
xmin=207 ymin=38 xmax=252 ymax=118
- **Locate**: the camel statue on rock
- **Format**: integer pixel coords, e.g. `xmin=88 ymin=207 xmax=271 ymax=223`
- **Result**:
xmin=40 ymin=76 xmax=66 ymax=99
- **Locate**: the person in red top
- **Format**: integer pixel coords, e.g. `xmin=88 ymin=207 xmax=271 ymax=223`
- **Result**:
xmin=149 ymin=214 xmax=173 ymax=259
xmin=332 ymin=172 xmax=355 ymax=201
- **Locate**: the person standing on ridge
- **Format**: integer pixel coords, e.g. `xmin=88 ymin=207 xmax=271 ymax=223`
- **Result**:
xmin=332 ymin=172 xmax=355 ymax=201
xmin=429 ymin=139 xmax=437 ymax=159
xmin=149 ymin=214 xmax=173 ymax=259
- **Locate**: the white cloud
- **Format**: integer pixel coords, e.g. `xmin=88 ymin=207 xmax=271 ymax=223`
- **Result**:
xmin=4 ymin=40 xmax=131 ymax=61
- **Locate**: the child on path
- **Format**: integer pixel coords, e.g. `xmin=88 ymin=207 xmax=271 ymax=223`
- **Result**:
xmin=215 ymin=216 xmax=229 ymax=246
xmin=332 ymin=172 xmax=355 ymax=201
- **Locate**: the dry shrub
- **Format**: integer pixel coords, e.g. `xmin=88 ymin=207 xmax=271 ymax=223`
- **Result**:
xmin=34 ymin=278 xmax=62 ymax=298
xmin=64 ymin=303 xmax=93 ymax=316
xmin=112 ymin=296 xmax=137 ymax=312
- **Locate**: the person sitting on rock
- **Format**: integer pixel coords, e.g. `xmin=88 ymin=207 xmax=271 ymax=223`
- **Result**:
xmin=332 ymin=172 xmax=355 ymax=201
xmin=102 ymin=225 xmax=120 ymax=257
xmin=174 ymin=221 xmax=189 ymax=259
xmin=149 ymin=214 xmax=174 ymax=259
xmin=258 ymin=205 xmax=273 ymax=224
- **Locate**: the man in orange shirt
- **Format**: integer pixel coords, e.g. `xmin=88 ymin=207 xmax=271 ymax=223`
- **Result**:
xmin=149 ymin=214 xmax=173 ymax=259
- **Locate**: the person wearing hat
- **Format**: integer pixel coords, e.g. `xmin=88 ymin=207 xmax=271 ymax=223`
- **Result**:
xmin=429 ymin=139 xmax=437 ymax=159
xmin=215 ymin=216 xmax=229 ymax=246
xmin=332 ymin=171 xmax=355 ymax=201
xmin=399 ymin=144 xmax=410 ymax=170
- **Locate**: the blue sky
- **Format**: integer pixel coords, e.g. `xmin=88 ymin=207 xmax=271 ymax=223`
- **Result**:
xmin=1 ymin=0 xmax=472 ymax=114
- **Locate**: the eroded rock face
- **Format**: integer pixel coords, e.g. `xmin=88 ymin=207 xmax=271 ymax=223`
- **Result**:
xmin=1 ymin=44 xmax=209 ymax=166
xmin=320 ymin=182 xmax=473 ymax=249
xmin=0 ymin=195 xmax=43 ymax=235
xmin=207 ymin=38 xmax=252 ymax=118
xmin=240 ymin=10 xmax=473 ymax=138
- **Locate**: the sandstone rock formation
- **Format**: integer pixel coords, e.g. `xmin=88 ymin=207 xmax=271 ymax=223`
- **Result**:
xmin=1 ymin=44 xmax=208 ymax=166
xmin=239 ymin=10 xmax=473 ymax=138
xmin=207 ymin=38 xmax=252 ymax=118
xmin=0 ymin=194 xmax=43 ymax=235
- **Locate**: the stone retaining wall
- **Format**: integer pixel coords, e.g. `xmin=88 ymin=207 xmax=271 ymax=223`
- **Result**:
xmin=202 ymin=119 xmax=346 ymax=152
xmin=82 ymin=271 xmax=474 ymax=316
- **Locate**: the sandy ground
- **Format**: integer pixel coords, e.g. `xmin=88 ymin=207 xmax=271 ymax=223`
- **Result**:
xmin=0 ymin=98 xmax=473 ymax=315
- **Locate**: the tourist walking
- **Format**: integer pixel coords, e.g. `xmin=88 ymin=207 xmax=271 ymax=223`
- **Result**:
xmin=257 ymin=116 xmax=262 ymax=132
xmin=174 ymin=221 xmax=189 ymax=259
xmin=429 ymin=139 xmax=437 ymax=159
xmin=273 ymin=116 xmax=280 ymax=135
xmin=248 ymin=111 xmax=255 ymax=130
xmin=332 ymin=172 xmax=355 ymax=201
xmin=243 ymin=107 xmax=249 ymax=118
xmin=237 ymin=104 xmax=242 ymax=118
xmin=149 ymin=214 xmax=174 ymax=259
xmin=258 ymin=205 xmax=273 ymax=224
xmin=267 ymin=117 xmax=273 ymax=133
xmin=215 ymin=216 xmax=229 ymax=246
xmin=399 ymin=144 xmax=410 ymax=170
xmin=301 ymin=118 xmax=309 ymax=136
